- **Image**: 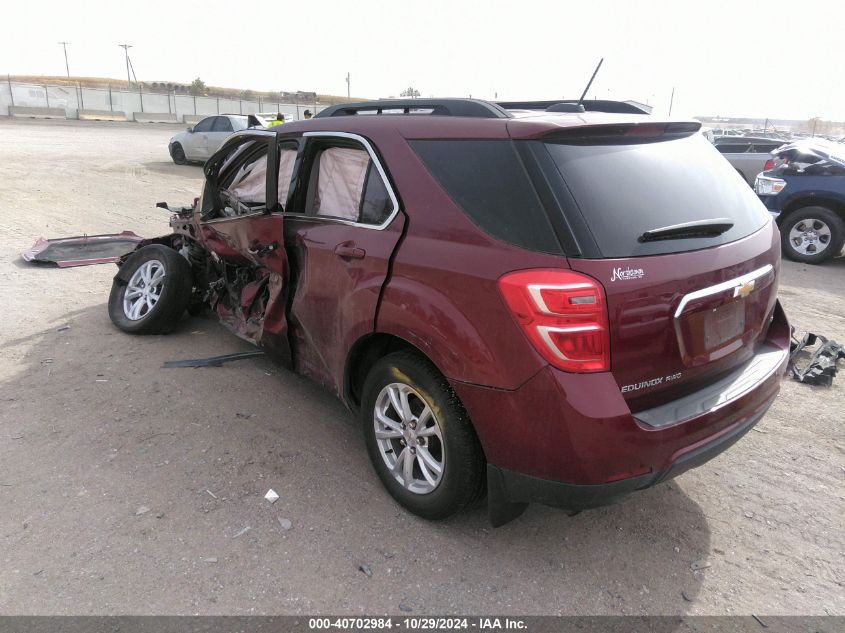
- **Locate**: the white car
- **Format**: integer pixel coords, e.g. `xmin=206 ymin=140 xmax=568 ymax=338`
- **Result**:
xmin=168 ymin=115 xmax=251 ymax=164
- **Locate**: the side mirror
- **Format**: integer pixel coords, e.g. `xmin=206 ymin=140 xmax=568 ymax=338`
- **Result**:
xmin=156 ymin=201 xmax=170 ymax=211
xmin=187 ymin=126 xmax=194 ymax=133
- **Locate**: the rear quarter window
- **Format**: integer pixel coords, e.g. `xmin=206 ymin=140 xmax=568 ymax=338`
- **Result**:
xmin=410 ymin=140 xmax=562 ymax=254
xmin=543 ymin=134 xmax=769 ymax=257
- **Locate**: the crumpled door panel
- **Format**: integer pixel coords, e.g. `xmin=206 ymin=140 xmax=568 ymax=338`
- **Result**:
xmin=201 ymin=214 xmax=290 ymax=364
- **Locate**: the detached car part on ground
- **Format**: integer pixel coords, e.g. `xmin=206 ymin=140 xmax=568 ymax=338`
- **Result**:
xmin=756 ymin=139 xmax=845 ymax=264
xmin=109 ymin=99 xmax=790 ymax=526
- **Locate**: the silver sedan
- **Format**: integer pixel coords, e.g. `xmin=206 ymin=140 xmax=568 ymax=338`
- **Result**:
xmin=168 ymin=114 xmax=250 ymax=164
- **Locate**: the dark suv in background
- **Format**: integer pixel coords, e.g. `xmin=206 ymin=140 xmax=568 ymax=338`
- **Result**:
xmin=756 ymin=139 xmax=845 ymax=264
xmin=108 ymin=98 xmax=789 ymax=526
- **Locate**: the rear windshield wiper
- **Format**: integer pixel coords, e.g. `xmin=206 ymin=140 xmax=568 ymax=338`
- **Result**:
xmin=638 ymin=218 xmax=734 ymax=243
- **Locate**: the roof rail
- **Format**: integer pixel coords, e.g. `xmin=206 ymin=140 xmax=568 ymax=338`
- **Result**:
xmin=497 ymin=99 xmax=651 ymax=115
xmin=315 ymin=98 xmax=512 ymax=119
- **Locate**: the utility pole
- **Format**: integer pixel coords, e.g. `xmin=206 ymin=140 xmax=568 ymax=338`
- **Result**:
xmin=346 ymin=72 xmax=350 ymax=99
xmin=58 ymin=42 xmax=71 ymax=78
xmin=118 ymin=44 xmax=132 ymax=86
xmin=668 ymin=86 xmax=675 ymax=117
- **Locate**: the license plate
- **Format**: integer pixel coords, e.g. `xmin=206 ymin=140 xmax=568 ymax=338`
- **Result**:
xmin=703 ymin=300 xmax=745 ymax=348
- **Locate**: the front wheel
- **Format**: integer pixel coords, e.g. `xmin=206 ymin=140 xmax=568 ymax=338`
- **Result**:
xmin=361 ymin=351 xmax=485 ymax=520
xmin=108 ymin=244 xmax=193 ymax=334
xmin=781 ymin=206 xmax=845 ymax=264
xmin=170 ymin=143 xmax=187 ymax=165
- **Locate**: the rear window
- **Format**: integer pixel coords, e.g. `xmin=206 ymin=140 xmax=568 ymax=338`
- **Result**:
xmin=230 ymin=117 xmax=249 ymax=132
xmin=716 ymin=143 xmax=750 ymax=153
xmin=411 ymin=140 xmax=562 ymax=254
xmin=543 ymin=134 xmax=769 ymax=257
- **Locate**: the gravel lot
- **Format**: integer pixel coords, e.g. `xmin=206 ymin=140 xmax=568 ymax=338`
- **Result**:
xmin=0 ymin=118 xmax=842 ymax=616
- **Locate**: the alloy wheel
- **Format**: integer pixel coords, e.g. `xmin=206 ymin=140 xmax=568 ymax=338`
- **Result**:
xmin=789 ymin=219 xmax=832 ymax=255
xmin=373 ymin=383 xmax=445 ymax=494
xmin=123 ymin=259 xmax=166 ymax=320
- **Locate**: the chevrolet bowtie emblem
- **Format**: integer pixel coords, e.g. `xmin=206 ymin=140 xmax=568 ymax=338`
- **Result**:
xmin=734 ymin=280 xmax=756 ymax=298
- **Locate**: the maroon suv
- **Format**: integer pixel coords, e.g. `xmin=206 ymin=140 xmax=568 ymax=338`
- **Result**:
xmin=108 ymin=98 xmax=789 ymax=526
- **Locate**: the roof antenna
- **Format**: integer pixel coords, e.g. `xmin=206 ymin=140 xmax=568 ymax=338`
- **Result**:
xmin=577 ymin=58 xmax=604 ymax=106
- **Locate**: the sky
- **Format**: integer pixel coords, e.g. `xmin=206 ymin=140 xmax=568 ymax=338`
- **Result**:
xmin=1 ymin=0 xmax=843 ymax=120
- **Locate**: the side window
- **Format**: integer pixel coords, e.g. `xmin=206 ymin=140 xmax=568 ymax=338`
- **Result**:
xmin=212 ymin=117 xmax=234 ymax=133
xmin=308 ymin=147 xmax=369 ymax=220
xmin=227 ymin=152 xmax=267 ymax=206
xmin=193 ymin=117 xmax=215 ymax=133
xmin=411 ymin=139 xmax=561 ymax=253
xmin=277 ymin=147 xmax=298 ymax=210
xmin=213 ymin=142 xmax=269 ymax=218
xmin=231 ymin=117 xmax=249 ymax=132
xmin=360 ymin=164 xmax=392 ymax=224
xmin=303 ymin=140 xmax=395 ymax=225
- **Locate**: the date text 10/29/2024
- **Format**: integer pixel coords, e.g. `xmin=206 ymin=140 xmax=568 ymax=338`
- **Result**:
xmin=308 ymin=617 xmax=528 ymax=631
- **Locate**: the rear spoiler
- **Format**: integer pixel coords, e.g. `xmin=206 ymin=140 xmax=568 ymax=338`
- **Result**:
xmin=498 ymin=99 xmax=652 ymax=115
xmin=543 ymin=121 xmax=702 ymax=142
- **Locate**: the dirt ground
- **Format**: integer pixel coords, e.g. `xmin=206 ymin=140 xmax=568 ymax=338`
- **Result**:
xmin=0 ymin=118 xmax=842 ymax=616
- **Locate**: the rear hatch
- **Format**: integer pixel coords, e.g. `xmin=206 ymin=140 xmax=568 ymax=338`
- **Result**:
xmin=533 ymin=125 xmax=779 ymax=410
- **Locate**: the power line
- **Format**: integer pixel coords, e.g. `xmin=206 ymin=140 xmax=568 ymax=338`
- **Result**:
xmin=118 ymin=44 xmax=132 ymax=85
xmin=127 ymin=56 xmax=138 ymax=84
xmin=58 ymin=42 xmax=71 ymax=78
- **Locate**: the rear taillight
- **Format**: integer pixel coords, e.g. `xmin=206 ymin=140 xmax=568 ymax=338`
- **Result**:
xmin=498 ymin=269 xmax=610 ymax=373
xmin=763 ymin=158 xmax=775 ymax=171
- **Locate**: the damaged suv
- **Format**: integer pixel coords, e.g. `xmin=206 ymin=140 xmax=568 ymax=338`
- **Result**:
xmin=108 ymin=99 xmax=789 ymax=526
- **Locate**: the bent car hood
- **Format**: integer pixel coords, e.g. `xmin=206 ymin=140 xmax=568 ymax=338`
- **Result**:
xmin=22 ymin=231 xmax=144 ymax=267
xmin=773 ymin=140 xmax=845 ymax=168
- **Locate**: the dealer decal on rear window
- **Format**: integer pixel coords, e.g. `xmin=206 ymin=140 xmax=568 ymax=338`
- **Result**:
xmin=610 ymin=266 xmax=644 ymax=282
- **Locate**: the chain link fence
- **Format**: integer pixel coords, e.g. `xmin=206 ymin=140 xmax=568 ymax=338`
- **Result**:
xmin=1 ymin=79 xmax=329 ymax=122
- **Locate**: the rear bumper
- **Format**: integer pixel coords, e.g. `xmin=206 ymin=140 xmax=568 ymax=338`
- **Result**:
xmin=759 ymin=195 xmax=783 ymax=218
xmin=452 ymin=302 xmax=790 ymax=524
xmin=488 ymin=396 xmax=772 ymax=513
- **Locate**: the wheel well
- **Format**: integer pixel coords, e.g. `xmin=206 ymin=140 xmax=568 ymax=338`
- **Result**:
xmin=344 ymin=333 xmax=429 ymax=409
xmin=779 ymin=196 xmax=845 ymax=226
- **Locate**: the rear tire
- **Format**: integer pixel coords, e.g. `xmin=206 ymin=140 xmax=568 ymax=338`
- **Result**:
xmin=108 ymin=244 xmax=192 ymax=334
xmin=361 ymin=351 xmax=485 ymax=520
xmin=170 ymin=143 xmax=187 ymax=165
xmin=780 ymin=206 xmax=845 ymax=264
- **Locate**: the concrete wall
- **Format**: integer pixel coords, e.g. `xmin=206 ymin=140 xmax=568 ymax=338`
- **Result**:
xmin=1 ymin=80 xmax=330 ymax=121
xmin=8 ymin=106 xmax=66 ymax=119
xmin=78 ymin=109 xmax=127 ymax=121
xmin=133 ymin=112 xmax=178 ymax=123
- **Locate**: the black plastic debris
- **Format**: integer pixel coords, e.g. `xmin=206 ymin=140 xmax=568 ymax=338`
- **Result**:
xmin=162 ymin=351 xmax=265 ymax=368
xmin=788 ymin=328 xmax=845 ymax=386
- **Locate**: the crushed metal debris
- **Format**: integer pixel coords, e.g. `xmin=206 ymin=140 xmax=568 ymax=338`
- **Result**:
xmin=789 ymin=328 xmax=845 ymax=386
